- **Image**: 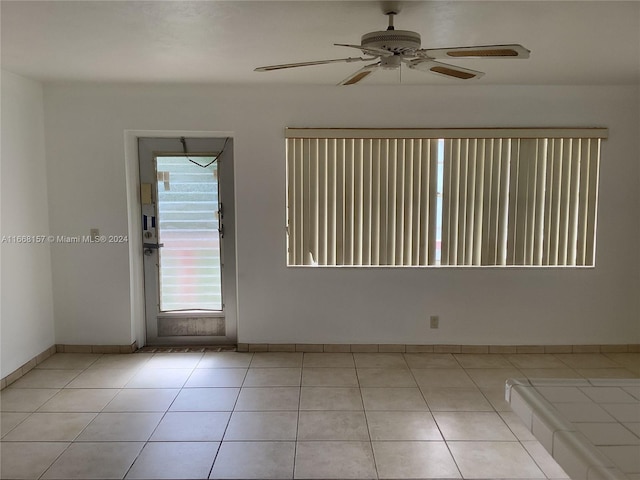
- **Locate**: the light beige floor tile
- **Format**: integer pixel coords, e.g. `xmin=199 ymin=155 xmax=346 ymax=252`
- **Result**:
xmin=521 ymin=440 xmax=570 ymax=479
xmin=448 ymin=441 xmax=546 ymax=479
xmin=10 ymin=369 xmax=82 ymax=389
xmin=0 ymin=388 xmax=60 ymax=412
xmin=125 ymin=368 xmax=192 ymax=388
xmin=575 ymin=421 xmax=640 ymax=445
xmin=576 ymin=368 xmax=639 ymax=378
xmin=433 ymin=412 xmax=516 ymax=441
xmin=197 ymin=352 xmax=253 ymax=368
xmin=185 ymin=368 xmax=247 ymax=387
xmin=361 ymin=387 xmax=428 ymax=411
xmin=554 ymin=353 xmax=620 ymax=369
xmin=625 ymin=422 xmax=640 ymax=436
xmin=38 ymin=389 xmax=118 ymax=412
xmin=169 ymin=387 xmax=239 ymax=411
xmin=76 ymin=412 xmax=163 ymax=441
xmin=66 ymin=368 xmax=137 ymax=388
xmin=604 ymin=353 xmax=640 ymax=370
xmin=553 ymin=402 xmax=616 ymax=422
xmin=1 ymin=412 xmax=29 ymax=437
xmin=294 ymin=441 xmax=376 ymax=479
xmin=42 ymin=441 xmax=144 ymax=479
xmin=302 ymin=367 xmax=358 ymax=387
xmin=299 ymin=387 xmax=363 ymax=411
xmin=536 ymin=386 xmax=592 ymax=403
xmin=250 ymin=352 xmax=303 ymax=368
xmin=150 ymin=411 xmax=230 ymax=441
xmin=303 ymin=353 xmax=354 ymax=368
xmin=88 ymin=353 xmax=153 ymax=370
xmin=580 ymin=386 xmax=638 ymax=403
xmin=235 ymin=387 xmax=300 ymax=411
xmin=144 ymin=352 xmax=203 ymax=369
xmin=422 ymin=387 xmax=494 ymax=411
xmin=104 ymin=388 xmax=179 ymax=412
xmin=36 ymin=353 xmax=101 ymax=370
xmin=604 ymin=352 xmax=640 ymax=364
xmin=298 ymin=411 xmax=369 ymax=440
xmin=454 ymin=354 xmax=512 ymax=369
xmin=372 ymin=441 xmax=461 ymax=479
xmin=480 ymin=387 xmax=513 ymax=412
xmin=507 ymin=354 xmax=570 ymax=369
xmin=243 ymin=367 xmax=301 ymax=387
xmin=3 ymin=412 xmax=96 ymax=441
xmin=366 ymin=411 xmax=442 ymax=440
xmin=601 ymin=403 xmax=640 ymax=422
xmin=125 ymin=441 xmax=217 ymax=479
xmin=404 ymin=353 xmax=460 ymax=369
xmin=211 ymin=441 xmax=295 ymax=479
xmin=356 ymin=368 xmax=417 ymax=387
xmin=520 ymin=368 xmax=582 ymax=379
xmin=598 ymin=445 xmax=640 ymax=474
xmin=625 ymin=386 xmax=640 ymax=400
xmin=0 ymin=442 xmax=69 ymax=479
xmin=465 ymin=367 xmax=523 ymax=388
xmin=224 ymin=411 xmax=298 ymax=440
xmin=354 ymin=353 xmax=408 ymax=369
xmin=499 ymin=411 xmax=537 ymax=440
xmin=412 ymin=368 xmax=475 ymax=388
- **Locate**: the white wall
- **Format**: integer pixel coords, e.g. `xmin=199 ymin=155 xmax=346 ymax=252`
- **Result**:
xmin=1 ymin=71 xmax=55 ymax=377
xmin=43 ymin=83 xmax=640 ymax=347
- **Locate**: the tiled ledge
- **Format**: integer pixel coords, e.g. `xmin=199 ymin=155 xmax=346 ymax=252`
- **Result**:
xmin=506 ymin=377 xmax=640 ymax=480
xmin=1 ymin=342 xmax=137 ymax=390
xmin=237 ymin=343 xmax=640 ymax=354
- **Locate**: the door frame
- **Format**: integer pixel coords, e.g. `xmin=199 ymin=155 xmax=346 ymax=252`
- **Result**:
xmin=124 ymin=130 xmax=237 ymax=348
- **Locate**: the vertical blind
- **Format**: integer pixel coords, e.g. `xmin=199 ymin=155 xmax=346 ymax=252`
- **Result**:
xmin=286 ymin=128 xmax=607 ymax=267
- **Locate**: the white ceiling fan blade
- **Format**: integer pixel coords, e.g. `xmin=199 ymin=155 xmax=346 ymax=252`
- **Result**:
xmin=407 ymin=59 xmax=484 ymax=80
xmin=335 ymin=43 xmax=394 ymax=57
xmin=417 ymin=44 xmax=530 ymax=59
xmin=338 ymin=62 xmax=381 ymax=86
xmin=255 ymin=57 xmax=370 ymax=72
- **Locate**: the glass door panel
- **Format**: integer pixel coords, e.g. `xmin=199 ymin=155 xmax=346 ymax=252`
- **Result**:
xmin=156 ymin=156 xmax=222 ymax=311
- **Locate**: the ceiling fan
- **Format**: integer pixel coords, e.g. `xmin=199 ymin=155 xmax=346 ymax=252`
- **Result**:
xmin=254 ymin=9 xmax=530 ymax=85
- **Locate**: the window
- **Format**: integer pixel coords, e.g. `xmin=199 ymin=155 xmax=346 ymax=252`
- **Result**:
xmin=285 ymin=128 xmax=607 ymax=267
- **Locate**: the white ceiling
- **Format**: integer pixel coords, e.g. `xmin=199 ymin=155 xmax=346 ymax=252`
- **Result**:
xmin=2 ymin=1 xmax=639 ymax=86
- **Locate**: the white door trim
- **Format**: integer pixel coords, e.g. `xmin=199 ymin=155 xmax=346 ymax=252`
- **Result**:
xmin=124 ymin=130 xmax=236 ymax=348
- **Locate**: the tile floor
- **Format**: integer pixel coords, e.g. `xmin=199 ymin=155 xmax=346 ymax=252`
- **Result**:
xmin=507 ymin=377 xmax=640 ymax=479
xmin=1 ymin=351 xmax=638 ymax=479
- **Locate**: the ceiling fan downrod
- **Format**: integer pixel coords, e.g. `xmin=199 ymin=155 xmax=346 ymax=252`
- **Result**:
xmin=386 ymin=11 xmax=396 ymax=31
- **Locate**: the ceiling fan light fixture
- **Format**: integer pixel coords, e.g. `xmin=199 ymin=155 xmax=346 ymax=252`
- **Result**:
xmin=254 ymin=11 xmax=529 ymax=85
xmin=380 ymin=55 xmax=402 ymax=70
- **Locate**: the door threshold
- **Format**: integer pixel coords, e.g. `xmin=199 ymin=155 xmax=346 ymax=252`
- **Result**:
xmin=136 ymin=345 xmax=237 ymax=353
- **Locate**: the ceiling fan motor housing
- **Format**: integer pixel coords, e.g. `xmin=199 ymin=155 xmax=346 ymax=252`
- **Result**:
xmin=361 ymin=29 xmax=421 ymax=56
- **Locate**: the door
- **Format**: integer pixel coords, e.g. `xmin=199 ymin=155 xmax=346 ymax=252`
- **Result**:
xmin=138 ymin=137 xmax=236 ymax=345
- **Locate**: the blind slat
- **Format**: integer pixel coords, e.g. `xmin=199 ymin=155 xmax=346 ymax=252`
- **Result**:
xmin=585 ymin=139 xmax=600 ymax=265
xmin=427 ymin=140 xmax=439 ymax=265
xmin=440 ymin=139 xmax=453 ymax=266
xmin=327 ymin=139 xmax=337 ymax=265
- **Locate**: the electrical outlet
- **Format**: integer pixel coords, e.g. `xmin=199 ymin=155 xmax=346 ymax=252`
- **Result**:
xmin=430 ymin=315 xmax=439 ymax=329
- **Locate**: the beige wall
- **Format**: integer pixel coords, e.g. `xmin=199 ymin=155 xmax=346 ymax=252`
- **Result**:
xmin=41 ymin=83 xmax=639 ymax=347
xmin=1 ymin=71 xmax=55 ymax=376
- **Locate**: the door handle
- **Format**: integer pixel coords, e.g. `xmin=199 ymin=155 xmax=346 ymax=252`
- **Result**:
xmin=143 ymin=243 xmax=164 ymax=256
